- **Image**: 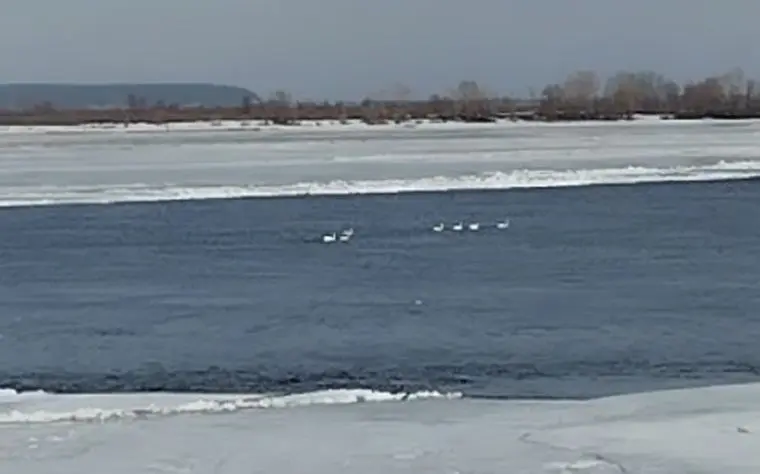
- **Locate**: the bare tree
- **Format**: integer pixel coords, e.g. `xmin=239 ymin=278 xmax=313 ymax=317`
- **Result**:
xmin=269 ymin=90 xmax=292 ymax=107
xmin=541 ymin=84 xmax=564 ymax=102
xmin=681 ymin=77 xmax=724 ymax=113
xmin=447 ymin=80 xmax=488 ymax=117
xmin=602 ymin=70 xmax=678 ymax=113
xmin=719 ymin=67 xmax=745 ymax=97
xmin=718 ymin=67 xmax=746 ymax=109
xmin=462 ymin=80 xmax=484 ymax=100
xmin=563 ymin=70 xmax=599 ymax=107
xmin=265 ymin=90 xmax=294 ymax=124
xmin=747 ymin=79 xmax=757 ymax=107
xmin=539 ymin=84 xmax=565 ymax=117
xmin=661 ymin=80 xmax=681 ymax=111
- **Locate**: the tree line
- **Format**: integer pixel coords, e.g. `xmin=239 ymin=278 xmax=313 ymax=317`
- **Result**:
xmin=533 ymin=67 xmax=755 ymax=119
xmin=1 ymin=68 xmax=759 ymax=126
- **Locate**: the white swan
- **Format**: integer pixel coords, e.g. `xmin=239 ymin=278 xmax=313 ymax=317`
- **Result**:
xmin=496 ymin=219 xmax=510 ymax=229
xmin=338 ymin=228 xmax=354 ymax=242
xmin=432 ymin=223 xmax=444 ymax=232
xmin=452 ymin=222 xmax=464 ymax=232
xmin=468 ymin=222 xmax=480 ymax=231
xmin=322 ymin=232 xmax=337 ymax=243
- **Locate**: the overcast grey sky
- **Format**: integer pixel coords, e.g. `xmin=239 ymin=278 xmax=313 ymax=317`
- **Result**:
xmin=2 ymin=0 xmax=758 ymax=100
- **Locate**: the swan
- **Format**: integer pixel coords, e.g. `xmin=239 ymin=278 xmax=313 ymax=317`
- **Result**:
xmin=452 ymin=222 xmax=464 ymax=232
xmin=496 ymin=219 xmax=510 ymax=229
xmin=468 ymin=222 xmax=480 ymax=231
xmin=322 ymin=232 xmax=337 ymax=243
xmin=339 ymin=228 xmax=354 ymax=242
xmin=432 ymin=223 xmax=444 ymax=232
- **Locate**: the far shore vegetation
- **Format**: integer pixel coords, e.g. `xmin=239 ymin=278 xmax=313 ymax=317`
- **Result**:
xmin=1 ymin=68 xmax=760 ymax=126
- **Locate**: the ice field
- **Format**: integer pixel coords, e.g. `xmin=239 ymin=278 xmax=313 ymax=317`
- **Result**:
xmin=3 ymin=383 xmax=760 ymax=473
xmin=0 ymin=118 xmax=760 ymax=207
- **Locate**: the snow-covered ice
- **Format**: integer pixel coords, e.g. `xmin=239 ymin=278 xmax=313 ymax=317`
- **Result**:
xmin=2 ymin=383 xmax=760 ymax=473
xmin=0 ymin=118 xmax=760 ymax=207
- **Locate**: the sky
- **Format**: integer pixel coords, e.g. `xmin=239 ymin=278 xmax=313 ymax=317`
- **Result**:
xmin=2 ymin=0 xmax=759 ymax=100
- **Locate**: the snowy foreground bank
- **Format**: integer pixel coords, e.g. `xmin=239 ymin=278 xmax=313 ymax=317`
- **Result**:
xmin=1 ymin=382 xmax=760 ymax=473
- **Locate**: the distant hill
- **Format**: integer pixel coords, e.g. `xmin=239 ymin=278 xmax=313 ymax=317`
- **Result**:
xmin=0 ymin=83 xmax=257 ymax=109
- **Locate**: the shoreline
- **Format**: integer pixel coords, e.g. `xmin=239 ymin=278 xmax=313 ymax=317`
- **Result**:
xmin=1 ymin=175 xmax=757 ymax=211
xmin=0 ymin=160 xmax=757 ymax=210
xmin=3 ymin=105 xmax=760 ymax=129
xmin=1 ymin=115 xmax=757 ymax=135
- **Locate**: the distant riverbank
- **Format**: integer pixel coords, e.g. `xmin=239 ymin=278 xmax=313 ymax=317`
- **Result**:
xmin=2 ymin=106 xmax=760 ymax=128
xmin=3 ymin=69 xmax=759 ymax=127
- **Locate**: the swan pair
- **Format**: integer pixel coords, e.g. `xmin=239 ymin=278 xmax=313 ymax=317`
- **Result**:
xmin=322 ymin=227 xmax=354 ymax=243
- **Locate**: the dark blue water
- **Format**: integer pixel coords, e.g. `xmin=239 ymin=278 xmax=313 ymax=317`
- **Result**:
xmin=1 ymin=180 xmax=759 ymax=399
